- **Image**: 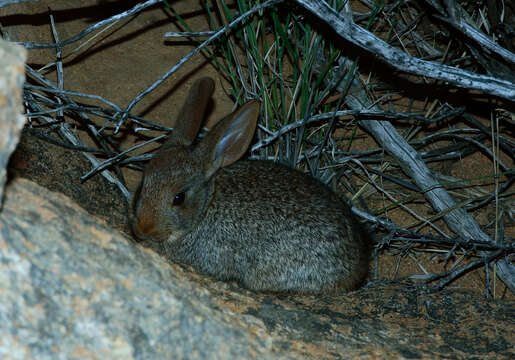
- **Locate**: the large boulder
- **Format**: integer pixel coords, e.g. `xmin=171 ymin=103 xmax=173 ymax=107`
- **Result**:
xmin=0 ymin=178 xmax=282 ymax=359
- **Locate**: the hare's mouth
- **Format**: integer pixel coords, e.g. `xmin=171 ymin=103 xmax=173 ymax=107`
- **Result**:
xmin=129 ymin=212 xmax=188 ymax=244
xmin=130 ymin=218 xmax=162 ymax=242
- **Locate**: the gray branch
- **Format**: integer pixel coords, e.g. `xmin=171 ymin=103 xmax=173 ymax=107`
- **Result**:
xmin=423 ymin=0 xmax=515 ymax=64
xmin=294 ymin=0 xmax=515 ymax=101
xmin=300 ymin=1 xmax=515 ymax=291
xmin=0 ymin=0 xmax=39 ymax=8
xmin=339 ymin=55 xmax=515 ymax=291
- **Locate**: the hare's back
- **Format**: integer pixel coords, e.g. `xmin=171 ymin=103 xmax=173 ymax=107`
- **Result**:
xmin=215 ymin=160 xmax=352 ymax=222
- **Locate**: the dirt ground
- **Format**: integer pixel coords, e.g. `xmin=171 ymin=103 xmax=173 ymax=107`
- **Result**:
xmin=2 ymin=0 xmax=513 ymax=298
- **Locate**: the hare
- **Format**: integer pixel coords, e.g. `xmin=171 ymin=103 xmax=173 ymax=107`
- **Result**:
xmin=131 ymin=77 xmax=369 ymax=294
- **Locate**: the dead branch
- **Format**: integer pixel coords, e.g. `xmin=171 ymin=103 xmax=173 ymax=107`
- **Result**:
xmin=294 ymin=0 xmax=515 ymax=101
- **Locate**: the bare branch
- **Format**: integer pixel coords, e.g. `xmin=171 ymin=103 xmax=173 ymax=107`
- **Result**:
xmin=294 ymin=0 xmax=515 ymax=101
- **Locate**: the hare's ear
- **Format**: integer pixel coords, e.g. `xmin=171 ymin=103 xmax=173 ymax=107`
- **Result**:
xmin=203 ymin=100 xmax=260 ymax=177
xmin=167 ymin=77 xmax=215 ymax=146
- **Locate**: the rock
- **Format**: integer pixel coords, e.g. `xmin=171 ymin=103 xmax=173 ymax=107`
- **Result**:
xmin=0 ymin=178 xmax=513 ymax=359
xmin=0 ymin=178 xmax=281 ymax=359
xmin=0 ymin=39 xmax=26 ymax=200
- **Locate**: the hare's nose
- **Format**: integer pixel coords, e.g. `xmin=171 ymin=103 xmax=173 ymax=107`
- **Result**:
xmin=131 ymin=216 xmax=159 ymax=240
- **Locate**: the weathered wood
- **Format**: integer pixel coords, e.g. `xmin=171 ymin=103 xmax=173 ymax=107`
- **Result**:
xmin=294 ymin=0 xmax=515 ymax=101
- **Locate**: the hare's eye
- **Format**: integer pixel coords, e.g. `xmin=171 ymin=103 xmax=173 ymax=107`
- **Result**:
xmin=172 ymin=192 xmax=185 ymax=206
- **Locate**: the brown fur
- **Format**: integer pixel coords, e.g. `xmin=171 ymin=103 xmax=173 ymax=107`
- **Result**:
xmin=131 ymin=77 xmax=370 ymax=294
